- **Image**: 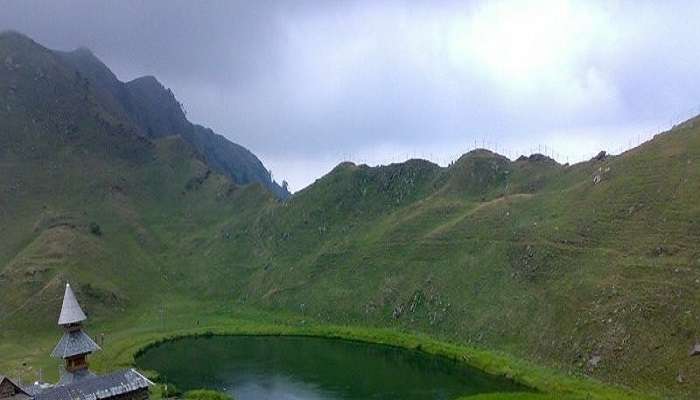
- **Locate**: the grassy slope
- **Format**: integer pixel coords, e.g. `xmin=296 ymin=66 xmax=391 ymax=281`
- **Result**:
xmin=2 ymin=31 xmax=700 ymax=399
xmin=0 ymin=31 xmax=271 ymax=334
xmin=189 ymin=130 xmax=700 ymax=399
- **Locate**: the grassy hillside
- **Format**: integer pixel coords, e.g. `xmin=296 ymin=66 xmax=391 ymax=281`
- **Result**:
xmin=237 ymin=130 xmax=699 ymax=397
xmin=0 ymin=30 xmax=276 ymax=331
xmin=2 ymin=31 xmax=700 ymax=399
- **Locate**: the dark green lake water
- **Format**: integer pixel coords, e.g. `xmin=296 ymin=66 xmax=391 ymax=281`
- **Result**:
xmin=136 ymin=335 xmax=527 ymax=400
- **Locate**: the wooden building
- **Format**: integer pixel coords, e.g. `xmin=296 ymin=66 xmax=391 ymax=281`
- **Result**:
xmin=50 ymin=283 xmax=101 ymax=384
xmin=0 ymin=376 xmax=30 ymax=400
xmin=28 ymin=283 xmax=152 ymax=400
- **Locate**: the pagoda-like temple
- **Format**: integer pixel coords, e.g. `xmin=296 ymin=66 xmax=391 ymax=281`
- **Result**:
xmin=50 ymin=283 xmax=102 ymax=384
xmin=26 ymin=283 xmax=152 ymax=400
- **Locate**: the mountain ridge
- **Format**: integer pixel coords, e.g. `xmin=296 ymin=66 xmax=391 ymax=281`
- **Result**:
xmin=42 ymin=31 xmax=289 ymax=198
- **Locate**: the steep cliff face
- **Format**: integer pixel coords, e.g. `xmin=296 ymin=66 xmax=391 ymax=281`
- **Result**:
xmin=55 ymin=40 xmax=289 ymax=198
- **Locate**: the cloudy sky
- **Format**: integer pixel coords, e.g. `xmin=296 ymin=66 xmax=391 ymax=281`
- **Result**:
xmin=2 ymin=1 xmax=700 ymax=191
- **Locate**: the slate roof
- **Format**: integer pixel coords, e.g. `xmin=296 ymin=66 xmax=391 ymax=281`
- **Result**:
xmin=0 ymin=375 xmax=31 ymax=400
xmin=34 ymin=369 xmax=152 ymax=400
xmin=58 ymin=284 xmax=87 ymax=326
xmin=23 ymin=383 xmax=53 ymax=397
xmin=56 ymin=370 xmax=95 ymax=387
xmin=0 ymin=375 xmax=20 ymax=389
xmin=50 ymin=330 xmax=101 ymax=359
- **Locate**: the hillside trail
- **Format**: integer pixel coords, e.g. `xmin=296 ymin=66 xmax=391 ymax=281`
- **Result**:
xmin=425 ymin=193 xmax=534 ymax=239
xmin=0 ymin=273 xmax=62 ymax=322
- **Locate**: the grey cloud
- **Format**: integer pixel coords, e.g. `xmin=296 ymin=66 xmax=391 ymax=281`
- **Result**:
xmin=2 ymin=0 xmax=700 ymax=191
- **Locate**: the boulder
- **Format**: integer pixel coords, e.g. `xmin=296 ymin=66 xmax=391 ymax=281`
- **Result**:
xmin=688 ymin=343 xmax=700 ymax=356
xmin=593 ymin=151 xmax=607 ymax=161
xmin=588 ymin=355 xmax=601 ymax=368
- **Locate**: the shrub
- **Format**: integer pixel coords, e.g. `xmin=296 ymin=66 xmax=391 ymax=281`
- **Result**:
xmin=89 ymin=221 xmax=102 ymax=236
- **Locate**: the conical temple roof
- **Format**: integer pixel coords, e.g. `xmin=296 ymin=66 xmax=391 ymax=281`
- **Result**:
xmin=58 ymin=283 xmax=87 ymax=325
xmin=51 ymin=329 xmax=101 ymax=359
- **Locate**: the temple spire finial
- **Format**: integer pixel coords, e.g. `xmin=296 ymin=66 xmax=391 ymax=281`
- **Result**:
xmin=58 ymin=282 xmax=87 ymax=325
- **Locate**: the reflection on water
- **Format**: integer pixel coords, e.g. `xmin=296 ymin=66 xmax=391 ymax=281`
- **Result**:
xmin=136 ymin=335 xmax=527 ymax=400
xmin=226 ymin=373 xmax=338 ymax=400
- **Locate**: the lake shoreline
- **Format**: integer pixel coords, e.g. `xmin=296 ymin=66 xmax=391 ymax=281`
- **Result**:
xmin=136 ymin=334 xmax=530 ymax=399
xmin=109 ymin=320 xmax=651 ymax=400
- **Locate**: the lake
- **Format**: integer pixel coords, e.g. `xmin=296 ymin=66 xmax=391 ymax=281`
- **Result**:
xmin=135 ymin=335 xmax=528 ymax=400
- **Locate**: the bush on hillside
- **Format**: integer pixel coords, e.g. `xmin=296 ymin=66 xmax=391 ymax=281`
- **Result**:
xmin=89 ymin=221 xmax=102 ymax=236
